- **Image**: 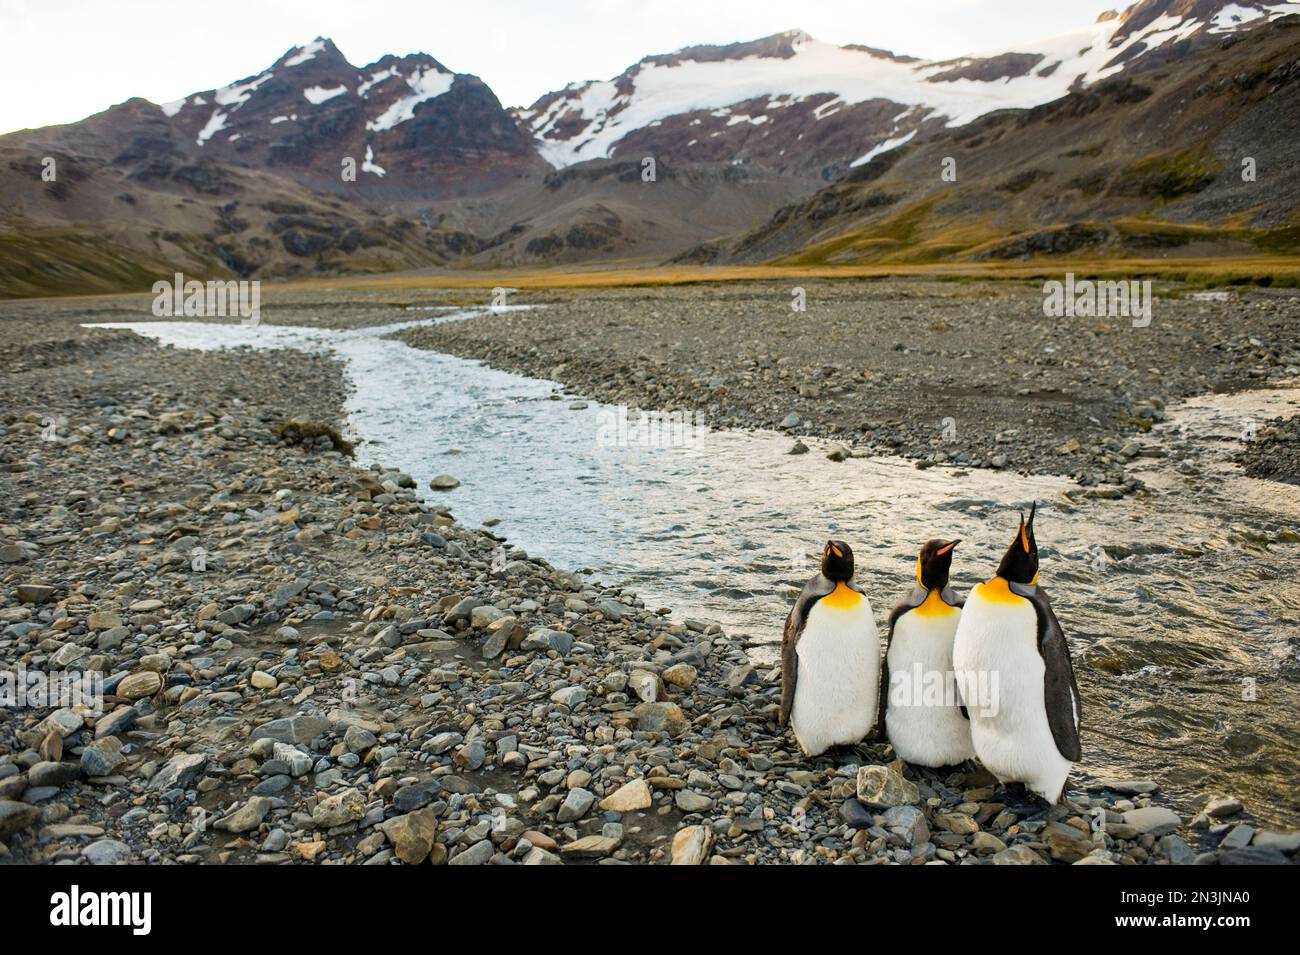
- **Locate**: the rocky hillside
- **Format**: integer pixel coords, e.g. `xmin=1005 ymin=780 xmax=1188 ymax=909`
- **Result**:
xmin=2 ymin=2 xmax=1299 ymax=297
xmin=516 ymin=1 xmax=1300 ymax=180
xmin=679 ymin=12 xmax=1300 ymax=267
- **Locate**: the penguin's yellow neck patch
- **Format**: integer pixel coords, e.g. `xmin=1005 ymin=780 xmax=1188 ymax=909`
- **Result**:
xmin=975 ymin=576 xmax=1027 ymax=605
xmin=914 ymin=588 xmax=956 ymax=617
xmin=821 ymin=582 xmax=862 ymax=609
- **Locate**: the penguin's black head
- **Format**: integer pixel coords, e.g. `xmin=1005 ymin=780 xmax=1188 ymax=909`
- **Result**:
xmin=821 ymin=540 xmax=854 ymax=582
xmin=996 ymin=502 xmax=1039 ymax=585
xmin=917 ymin=538 xmax=959 ymax=590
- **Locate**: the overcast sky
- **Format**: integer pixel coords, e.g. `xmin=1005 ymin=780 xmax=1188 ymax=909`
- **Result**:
xmin=0 ymin=0 xmax=1118 ymax=134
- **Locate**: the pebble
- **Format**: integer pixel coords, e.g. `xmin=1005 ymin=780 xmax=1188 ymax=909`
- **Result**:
xmin=558 ymin=788 xmax=596 ymax=822
xmin=599 ymin=779 xmax=653 ymax=813
xmin=856 ymin=765 xmax=920 ymax=808
xmin=0 ymin=322 xmax=1281 ymax=869
xmin=1122 ymin=806 xmax=1183 ymax=837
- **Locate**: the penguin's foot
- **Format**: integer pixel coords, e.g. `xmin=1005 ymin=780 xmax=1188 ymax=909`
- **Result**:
xmin=1001 ymin=781 xmax=1028 ymax=803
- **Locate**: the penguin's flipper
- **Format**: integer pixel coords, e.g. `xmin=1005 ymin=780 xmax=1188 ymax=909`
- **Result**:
xmin=1012 ymin=582 xmax=1082 ymax=762
xmin=873 ymin=653 xmax=889 ymax=741
xmin=779 ymin=607 xmax=799 ymax=728
xmin=778 ymin=574 xmax=834 ymax=727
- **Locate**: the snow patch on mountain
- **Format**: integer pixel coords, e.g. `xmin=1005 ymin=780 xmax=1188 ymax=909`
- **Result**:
xmin=1209 ymin=1 xmax=1300 ymax=31
xmin=214 ymin=73 xmax=274 ymax=109
xmin=850 ymin=129 xmax=917 ymax=167
xmin=358 ymin=67 xmax=398 ymax=97
xmin=365 ymin=66 xmax=456 ymax=132
xmin=284 ymin=39 xmax=327 ymax=68
xmin=304 ymin=85 xmax=348 ymax=105
xmin=196 ymin=110 xmax=228 ymax=146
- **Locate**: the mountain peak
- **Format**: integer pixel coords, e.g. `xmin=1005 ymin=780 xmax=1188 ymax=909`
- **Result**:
xmin=273 ymin=37 xmax=349 ymax=70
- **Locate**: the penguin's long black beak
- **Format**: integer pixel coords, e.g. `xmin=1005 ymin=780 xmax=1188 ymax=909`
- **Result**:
xmin=937 ymin=539 xmax=960 ymax=555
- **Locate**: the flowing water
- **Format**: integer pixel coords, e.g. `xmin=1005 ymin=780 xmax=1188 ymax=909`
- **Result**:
xmin=90 ymin=309 xmax=1300 ymax=826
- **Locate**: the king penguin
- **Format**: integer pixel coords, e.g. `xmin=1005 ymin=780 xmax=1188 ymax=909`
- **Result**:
xmin=884 ymin=538 xmax=975 ymax=768
xmin=951 ymin=504 xmax=1082 ymax=803
xmin=779 ymin=540 xmax=881 ymax=757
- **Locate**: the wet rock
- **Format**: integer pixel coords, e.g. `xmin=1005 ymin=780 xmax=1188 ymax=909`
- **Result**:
xmin=1204 ymin=795 xmax=1243 ymax=819
xmin=1253 ymin=830 xmax=1300 ymax=853
xmin=1090 ymin=778 xmax=1159 ymax=795
xmin=1218 ymin=824 xmax=1254 ymax=850
xmin=1122 ymin=806 xmax=1182 ymax=837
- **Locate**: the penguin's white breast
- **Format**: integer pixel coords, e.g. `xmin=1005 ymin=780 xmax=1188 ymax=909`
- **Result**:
xmin=953 ymin=591 xmax=1041 ymax=717
xmin=888 ymin=606 xmax=961 ymax=683
xmin=793 ymin=596 xmax=880 ymax=725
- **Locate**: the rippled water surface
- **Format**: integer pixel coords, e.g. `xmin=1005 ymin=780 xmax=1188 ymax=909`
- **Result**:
xmin=91 ymin=311 xmax=1300 ymax=826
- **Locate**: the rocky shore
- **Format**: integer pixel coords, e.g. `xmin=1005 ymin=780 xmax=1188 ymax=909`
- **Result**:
xmin=1240 ymin=413 xmax=1300 ymax=485
xmin=405 ymin=281 xmax=1300 ymax=493
xmin=1 ymin=294 xmax=1296 ymax=865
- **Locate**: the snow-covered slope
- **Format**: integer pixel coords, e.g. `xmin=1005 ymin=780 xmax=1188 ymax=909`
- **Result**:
xmin=153 ymin=38 xmax=540 ymax=196
xmin=517 ymin=1 xmax=1300 ymax=174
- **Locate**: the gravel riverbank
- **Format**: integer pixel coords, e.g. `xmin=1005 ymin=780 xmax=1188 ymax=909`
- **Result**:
xmin=405 ymin=281 xmax=1300 ymax=493
xmin=1 ymin=292 xmax=1296 ymax=865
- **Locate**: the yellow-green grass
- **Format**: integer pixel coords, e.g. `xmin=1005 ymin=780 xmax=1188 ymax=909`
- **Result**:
xmin=236 ymin=255 xmax=1300 ymax=294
